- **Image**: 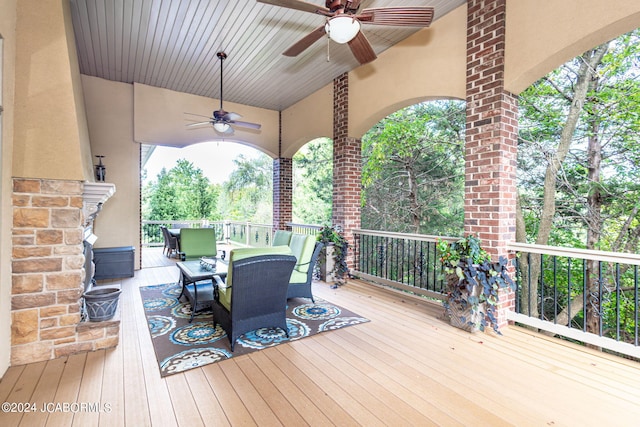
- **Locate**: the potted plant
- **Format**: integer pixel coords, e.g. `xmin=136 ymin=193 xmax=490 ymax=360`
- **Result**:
xmin=317 ymin=225 xmax=349 ymax=288
xmin=437 ymin=235 xmax=514 ymax=334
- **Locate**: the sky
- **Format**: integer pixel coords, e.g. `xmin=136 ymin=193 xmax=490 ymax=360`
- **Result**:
xmin=142 ymin=142 xmax=263 ymax=185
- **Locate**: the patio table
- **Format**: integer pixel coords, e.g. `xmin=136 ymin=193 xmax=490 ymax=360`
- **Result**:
xmin=176 ymin=258 xmax=228 ymax=322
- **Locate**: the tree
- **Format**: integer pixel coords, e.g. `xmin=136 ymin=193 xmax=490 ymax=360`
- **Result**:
xmin=517 ymin=29 xmax=640 ymax=337
xmin=361 ymin=100 xmax=466 ymax=235
xmin=144 ymin=159 xmax=219 ymax=221
xmin=221 ymin=154 xmax=273 ymax=223
xmin=293 ymin=138 xmax=333 ymax=225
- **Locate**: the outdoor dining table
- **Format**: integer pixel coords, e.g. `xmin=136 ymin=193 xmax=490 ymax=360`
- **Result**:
xmin=176 ymin=258 xmax=228 ymax=322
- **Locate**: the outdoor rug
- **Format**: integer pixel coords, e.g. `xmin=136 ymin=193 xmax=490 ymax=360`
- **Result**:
xmin=139 ymin=282 xmax=369 ymax=377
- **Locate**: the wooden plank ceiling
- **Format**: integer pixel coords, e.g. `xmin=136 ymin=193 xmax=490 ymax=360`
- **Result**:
xmin=69 ymin=0 xmax=465 ymax=112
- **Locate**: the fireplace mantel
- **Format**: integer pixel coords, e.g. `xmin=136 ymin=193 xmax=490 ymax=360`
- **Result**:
xmin=83 ymin=181 xmax=116 ymax=227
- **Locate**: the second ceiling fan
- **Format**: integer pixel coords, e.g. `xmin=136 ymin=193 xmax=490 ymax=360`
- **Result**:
xmin=186 ymin=52 xmax=261 ymax=134
xmin=259 ymin=0 xmax=434 ymax=64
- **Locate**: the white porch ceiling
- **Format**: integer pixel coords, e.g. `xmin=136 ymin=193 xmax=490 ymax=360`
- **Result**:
xmin=70 ymin=0 xmax=465 ymax=112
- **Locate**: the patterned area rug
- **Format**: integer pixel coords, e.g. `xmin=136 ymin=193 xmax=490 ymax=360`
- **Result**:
xmin=139 ymin=282 xmax=369 ymax=377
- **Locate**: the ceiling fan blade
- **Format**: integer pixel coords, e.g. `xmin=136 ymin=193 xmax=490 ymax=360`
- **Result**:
xmin=186 ymin=121 xmax=212 ymax=127
xmin=257 ymin=0 xmax=329 ymax=14
xmin=348 ymin=31 xmax=377 ymax=65
xmin=283 ymin=25 xmax=326 ymax=57
xmin=224 ymin=112 xmax=242 ymax=121
xmin=184 ymin=112 xmax=212 ymax=119
xmin=230 ymin=120 xmax=262 ymax=130
xmin=357 ymin=7 xmax=434 ymax=27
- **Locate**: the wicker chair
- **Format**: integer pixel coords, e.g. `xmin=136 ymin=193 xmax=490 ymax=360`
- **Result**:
xmin=287 ymin=241 xmax=323 ymax=302
xmin=160 ymin=226 xmax=180 ymax=258
xmin=212 ymin=249 xmax=296 ymax=351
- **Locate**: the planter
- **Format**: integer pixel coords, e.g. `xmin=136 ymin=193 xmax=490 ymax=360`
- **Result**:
xmin=84 ymin=287 xmax=121 ymax=322
xmin=318 ymin=243 xmax=336 ymax=282
xmin=445 ymin=288 xmax=485 ymax=333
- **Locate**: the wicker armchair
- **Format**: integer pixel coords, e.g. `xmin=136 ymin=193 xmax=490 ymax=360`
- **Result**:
xmin=212 ymin=249 xmax=296 ymax=351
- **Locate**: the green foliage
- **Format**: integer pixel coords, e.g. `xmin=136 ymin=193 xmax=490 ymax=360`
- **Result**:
xmin=221 ymin=154 xmax=273 ymax=223
xmin=143 ymin=159 xmax=219 ymax=221
xmin=361 ymin=100 xmax=465 ymax=235
xmin=293 ymin=138 xmax=333 ymax=225
xmin=518 ymin=28 xmax=640 ymax=250
xmin=317 ymin=225 xmax=349 ymax=285
xmin=438 ymin=236 xmax=514 ymax=333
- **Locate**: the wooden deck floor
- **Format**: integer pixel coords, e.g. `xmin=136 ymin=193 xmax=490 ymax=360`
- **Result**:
xmin=2 ymin=261 xmax=640 ymax=426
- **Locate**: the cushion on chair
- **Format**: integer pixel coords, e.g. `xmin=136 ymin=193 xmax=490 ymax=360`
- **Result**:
xmin=180 ymin=228 xmax=216 ymax=260
xmin=217 ymin=245 xmax=293 ymax=311
xmin=288 ymin=234 xmax=316 ymax=274
xmin=272 ymin=230 xmax=292 ymax=246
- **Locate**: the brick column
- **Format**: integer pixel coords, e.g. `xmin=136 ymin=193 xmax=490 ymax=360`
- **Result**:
xmin=332 ymin=73 xmax=361 ymax=269
xmin=273 ymin=157 xmax=292 ymax=232
xmin=11 ymin=178 xmax=119 ymax=365
xmin=466 ymin=0 xmax=518 ymax=325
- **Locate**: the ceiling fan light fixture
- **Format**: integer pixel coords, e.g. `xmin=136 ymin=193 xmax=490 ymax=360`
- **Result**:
xmin=325 ymin=15 xmax=360 ymax=44
xmin=213 ymin=122 xmax=230 ymax=133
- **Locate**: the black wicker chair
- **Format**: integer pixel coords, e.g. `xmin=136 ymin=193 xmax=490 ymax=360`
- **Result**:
xmin=212 ymin=253 xmax=296 ymax=351
xmin=287 ymin=241 xmax=323 ymax=302
xmin=160 ymin=226 xmax=180 ymax=258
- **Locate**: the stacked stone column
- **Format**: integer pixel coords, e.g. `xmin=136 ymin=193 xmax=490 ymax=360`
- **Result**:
xmin=466 ymin=0 xmax=518 ymax=325
xmin=11 ymin=178 xmax=119 ymax=365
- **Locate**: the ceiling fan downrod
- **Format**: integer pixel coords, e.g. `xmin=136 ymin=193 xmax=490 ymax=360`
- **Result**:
xmin=217 ymin=51 xmax=227 ymax=112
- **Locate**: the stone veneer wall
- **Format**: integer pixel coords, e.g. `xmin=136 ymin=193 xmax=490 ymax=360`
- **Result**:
xmin=332 ymin=73 xmax=361 ymax=269
xmin=11 ymin=178 xmax=119 ymax=366
xmin=466 ymin=0 xmax=518 ymax=326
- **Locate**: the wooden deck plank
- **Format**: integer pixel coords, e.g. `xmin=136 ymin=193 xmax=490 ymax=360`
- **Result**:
xmin=46 ymin=352 xmax=86 ymax=426
xmin=0 ymin=364 xmax=26 ymax=402
xmin=182 ymin=369 xmax=231 ymax=427
xmin=200 ymin=363 xmax=256 ymax=426
xmin=165 ymin=374 xmax=205 ymax=427
xmin=2 ymin=266 xmax=640 ymax=426
xmin=262 ymin=345 xmax=359 ymax=427
xmin=233 ymin=355 xmax=308 ymax=426
xmin=128 ymin=273 xmax=178 ymax=427
xmin=276 ymin=342 xmax=386 ymax=426
xmin=217 ymin=360 xmax=281 ymax=426
xmin=98 ymin=347 xmax=124 ymax=427
xmin=71 ymin=350 xmax=105 ymax=427
xmin=248 ymin=350 xmax=333 ymax=426
xmin=119 ymin=275 xmax=154 ymax=427
xmin=1 ymin=362 xmax=46 ymax=427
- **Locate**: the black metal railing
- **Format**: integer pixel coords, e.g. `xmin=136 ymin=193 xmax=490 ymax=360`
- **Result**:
xmin=509 ymin=242 xmax=640 ymax=357
xmin=352 ymin=229 xmax=456 ymax=299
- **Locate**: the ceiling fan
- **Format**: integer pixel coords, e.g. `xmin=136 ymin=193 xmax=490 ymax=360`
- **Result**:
xmin=186 ymin=52 xmax=261 ymax=134
xmin=258 ymin=0 xmax=434 ymax=65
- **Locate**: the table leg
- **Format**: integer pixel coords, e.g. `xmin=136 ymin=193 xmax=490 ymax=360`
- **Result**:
xmin=189 ymin=282 xmax=199 ymax=323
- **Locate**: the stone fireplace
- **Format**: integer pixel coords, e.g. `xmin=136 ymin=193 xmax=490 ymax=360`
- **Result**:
xmin=11 ymin=178 xmax=118 ymax=366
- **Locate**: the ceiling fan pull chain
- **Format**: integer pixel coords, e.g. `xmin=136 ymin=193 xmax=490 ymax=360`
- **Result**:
xmin=326 ymin=18 xmax=331 ymax=62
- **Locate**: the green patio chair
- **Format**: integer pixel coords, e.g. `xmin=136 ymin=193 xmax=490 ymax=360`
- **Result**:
xmin=179 ymin=228 xmax=217 ymax=260
xmin=272 ymin=230 xmax=292 ymax=246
